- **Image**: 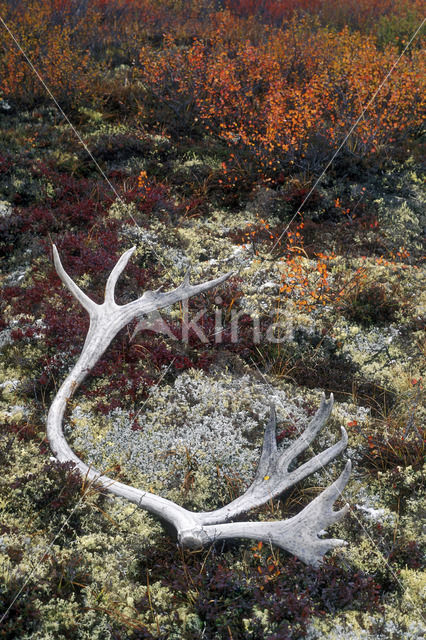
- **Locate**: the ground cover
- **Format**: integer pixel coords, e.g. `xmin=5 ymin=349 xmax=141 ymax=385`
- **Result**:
xmin=0 ymin=2 xmax=424 ymax=638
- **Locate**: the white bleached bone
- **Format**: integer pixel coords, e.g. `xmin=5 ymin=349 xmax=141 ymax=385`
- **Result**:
xmin=47 ymin=245 xmax=351 ymax=566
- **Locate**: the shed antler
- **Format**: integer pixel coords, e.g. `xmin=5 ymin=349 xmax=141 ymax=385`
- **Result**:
xmin=47 ymin=246 xmax=351 ymax=566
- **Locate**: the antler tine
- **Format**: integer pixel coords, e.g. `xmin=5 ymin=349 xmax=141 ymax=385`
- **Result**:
xmin=278 ymin=392 xmax=335 ymax=471
xmin=105 ymin=246 xmax=136 ymax=304
xmin=256 ymin=404 xmax=278 ymax=478
xmin=301 ymin=459 xmax=352 ymax=529
xmin=52 ymin=244 xmax=96 ymax=315
xmin=124 ymin=269 xmax=234 ymax=316
xmin=54 ymin=244 xmax=234 ymax=322
xmin=200 ymin=461 xmax=352 ymax=566
xmin=197 ymin=393 xmax=347 ymax=525
xmin=286 ymin=425 xmax=348 ymax=486
xmin=283 ymin=459 xmax=352 ymax=566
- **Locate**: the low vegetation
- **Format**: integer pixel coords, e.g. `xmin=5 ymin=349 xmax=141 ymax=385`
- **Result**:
xmin=0 ymin=1 xmax=424 ymax=638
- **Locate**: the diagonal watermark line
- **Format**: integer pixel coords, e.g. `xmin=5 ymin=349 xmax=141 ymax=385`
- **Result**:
xmin=269 ymin=16 xmax=426 ymax=256
xmin=249 ymin=356 xmax=425 ymax=621
xmin=0 ymin=17 xmax=121 ymax=202
xmin=0 ymin=15 xmax=169 ymax=272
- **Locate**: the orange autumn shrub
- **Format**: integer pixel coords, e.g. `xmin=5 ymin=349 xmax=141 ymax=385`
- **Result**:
xmin=0 ymin=0 xmax=101 ymax=106
xmin=0 ymin=0 xmax=220 ymax=106
xmin=1 ymin=0 xmax=422 ymax=115
xmin=137 ymin=14 xmax=424 ymax=178
xmin=260 ymin=23 xmax=425 ymax=158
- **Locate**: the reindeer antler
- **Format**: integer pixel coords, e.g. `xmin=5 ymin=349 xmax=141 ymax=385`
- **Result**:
xmin=47 ymin=245 xmax=351 ymax=566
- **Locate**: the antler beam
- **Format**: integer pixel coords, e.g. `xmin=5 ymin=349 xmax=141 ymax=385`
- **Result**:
xmin=47 ymin=245 xmax=351 ymax=566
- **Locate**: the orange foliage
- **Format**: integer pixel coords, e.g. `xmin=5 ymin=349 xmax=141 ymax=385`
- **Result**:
xmin=0 ymin=0 xmax=101 ymax=105
xmin=0 ymin=0 xmax=423 ymax=121
xmin=0 ymin=0 xmax=220 ymax=105
xmin=137 ymin=13 xmax=424 ymax=177
xmin=277 ymin=219 xmax=340 ymax=312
